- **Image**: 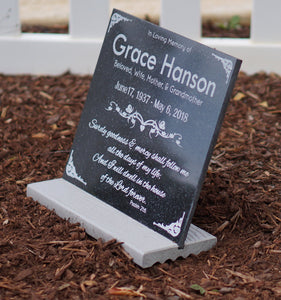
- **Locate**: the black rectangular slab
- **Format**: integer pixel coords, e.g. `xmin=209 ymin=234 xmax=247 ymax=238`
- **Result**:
xmin=63 ymin=9 xmax=241 ymax=248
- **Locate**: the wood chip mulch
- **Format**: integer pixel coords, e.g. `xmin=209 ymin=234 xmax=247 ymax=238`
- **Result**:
xmin=0 ymin=25 xmax=280 ymax=299
xmin=21 ymin=21 xmax=251 ymax=38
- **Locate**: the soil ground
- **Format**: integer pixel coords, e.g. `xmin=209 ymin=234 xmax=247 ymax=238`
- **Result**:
xmin=1 ymin=26 xmax=281 ymax=299
xmin=21 ymin=21 xmax=251 ymax=38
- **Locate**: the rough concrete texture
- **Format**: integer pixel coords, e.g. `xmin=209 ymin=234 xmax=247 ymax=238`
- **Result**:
xmin=19 ymin=0 xmax=252 ymax=26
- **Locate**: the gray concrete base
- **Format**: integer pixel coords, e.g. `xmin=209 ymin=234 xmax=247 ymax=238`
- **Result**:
xmin=27 ymin=178 xmax=217 ymax=268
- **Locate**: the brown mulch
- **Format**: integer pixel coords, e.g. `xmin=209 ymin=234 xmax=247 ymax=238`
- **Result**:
xmin=202 ymin=21 xmax=250 ymax=38
xmin=21 ymin=24 xmax=69 ymax=34
xmin=21 ymin=21 xmax=250 ymax=38
xmin=1 ymin=25 xmax=281 ymax=299
xmin=1 ymin=71 xmax=281 ymax=300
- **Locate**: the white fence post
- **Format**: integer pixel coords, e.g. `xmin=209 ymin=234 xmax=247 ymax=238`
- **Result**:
xmin=0 ymin=0 xmax=20 ymax=35
xmin=1 ymin=0 xmax=281 ymax=75
xmin=160 ymin=0 xmax=201 ymax=40
xmin=69 ymin=0 xmax=109 ymax=38
xmin=251 ymin=0 xmax=281 ymax=43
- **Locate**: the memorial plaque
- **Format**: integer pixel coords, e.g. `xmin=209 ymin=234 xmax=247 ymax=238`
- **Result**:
xmin=63 ymin=9 xmax=241 ymax=248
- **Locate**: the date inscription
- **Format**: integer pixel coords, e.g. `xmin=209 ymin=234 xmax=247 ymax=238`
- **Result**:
xmin=114 ymin=80 xmax=189 ymax=123
xmin=114 ymin=80 xmax=135 ymax=98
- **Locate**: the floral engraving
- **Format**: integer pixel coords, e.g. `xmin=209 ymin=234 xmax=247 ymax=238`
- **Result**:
xmin=108 ymin=12 xmax=132 ymax=33
xmin=106 ymin=101 xmax=183 ymax=147
xmin=66 ymin=150 xmax=87 ymax=186
xmin=212 ymin=53 xmax=233 ymax=84
xmin=153 ymin=212 xmax=185 ymax=237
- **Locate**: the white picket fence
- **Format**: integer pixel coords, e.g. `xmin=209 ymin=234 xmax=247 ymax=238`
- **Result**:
xmin=0 ymin=0 xmax=281 ymax=75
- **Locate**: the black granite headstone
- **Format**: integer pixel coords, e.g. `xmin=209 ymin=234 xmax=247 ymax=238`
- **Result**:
xmin=63 ymin=9 xmax=241 ymax=248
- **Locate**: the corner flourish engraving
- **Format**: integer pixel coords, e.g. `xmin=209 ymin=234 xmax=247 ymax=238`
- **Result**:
xmin=212 ymin=53 xmax=233 ymax=84
xmin=153 ymin=212 xmax=185 ymax=237
xmin=66 ymin=150 xmax=87 ymax=186
xmin=108 ymin=12 xmax=132 ymax=33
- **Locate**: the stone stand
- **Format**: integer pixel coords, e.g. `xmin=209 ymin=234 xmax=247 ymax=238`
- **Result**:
xmin=27 ymin=178 xmax=216 ymax=268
